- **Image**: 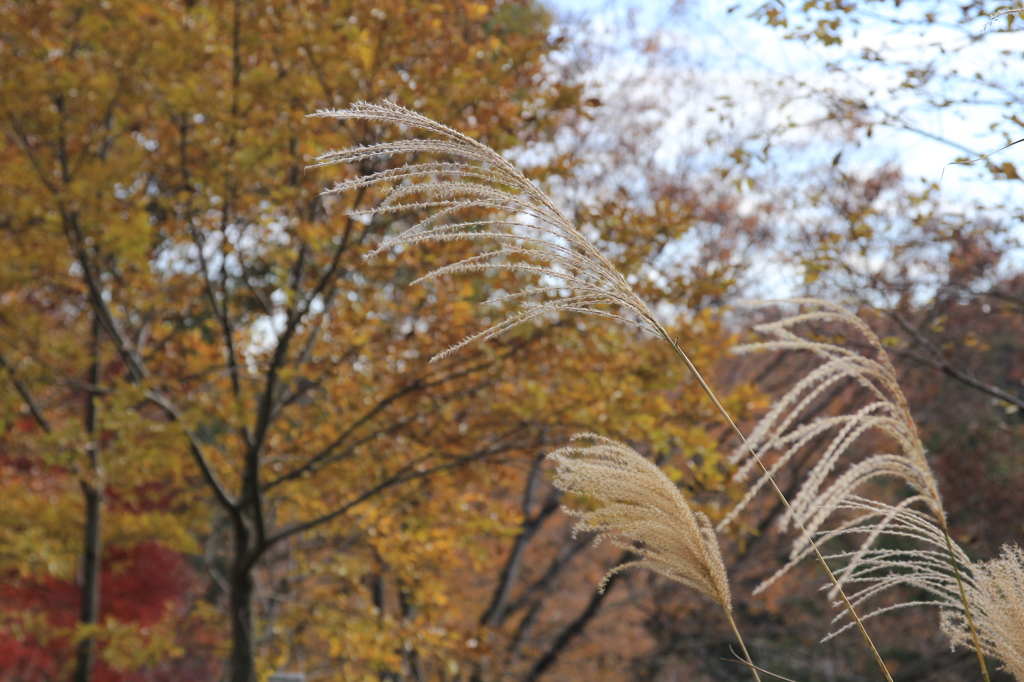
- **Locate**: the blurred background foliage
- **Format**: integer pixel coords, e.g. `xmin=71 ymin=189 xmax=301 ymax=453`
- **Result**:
xmin=0 ymin=0 xmax=1021 ymax=681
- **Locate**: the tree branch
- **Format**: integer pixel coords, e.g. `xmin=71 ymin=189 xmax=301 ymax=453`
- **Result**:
xmin=0 ymin=107 xmax=59 ymax=195
xmin=263 ymin=353 xmax=496 ymax=491
xmin=188 ymin=223 xmax=254 ymax=450
xmin=891 ymin=311 xmax=1024 ymax=411
xmin=0 ymin=353 xmax=53 ymax=433
xmin=504 ymin=532 xmax=590 ymax=619
xmin=523 ymin=550 xmax=632 ymax=682
xmin=62 ymin=213 xmax=238 ymax=511
xmin=481 ymin=451 xmax=561 ymax=627
xmin=142 ymin=389 xmax=238 ymax=510
xmin=253 ymin=439 xmax=517 ymax=569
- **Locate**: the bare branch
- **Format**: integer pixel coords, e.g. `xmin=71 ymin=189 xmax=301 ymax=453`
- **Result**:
xmin=482 ymin=451 xmax=560 ymax=627
xmin=890 ymin=311 xmax=1024 ymax=411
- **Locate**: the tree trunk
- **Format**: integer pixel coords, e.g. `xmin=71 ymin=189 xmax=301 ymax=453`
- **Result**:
xmin=227 ymin=521 xmax=256 ymax=682
xmin=73 ymin=481 xmax=102 ymax=682
xmin=73 ymin=317 xmax=103 ymax=682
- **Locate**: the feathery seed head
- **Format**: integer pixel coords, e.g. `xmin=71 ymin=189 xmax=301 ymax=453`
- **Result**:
xmin=812 ymin=496 xmax=975 ymax=640
xmin=724 ymin=302 xmax=1023 ymax=668
xmin=722 ymin=302 xmax=945 ymax=581
xmin=309 ymin=102 xmax=663 ymax=361
xmin=718 ymin=301 xmax=983 ymax=646
xmin=548 ymin=435 xmax=732 ymax=610
xmin=942 ymin=544 xmax=1024 ymax=680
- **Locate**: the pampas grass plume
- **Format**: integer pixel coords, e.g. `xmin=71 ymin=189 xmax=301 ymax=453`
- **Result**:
xmin=943 ymin=545 xmax=1024 ymax=680
xmin=547 ymin=434 xmax=731 ymax=610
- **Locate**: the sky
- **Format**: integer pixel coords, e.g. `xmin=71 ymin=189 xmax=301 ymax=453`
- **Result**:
xmin=544 ymin=0 xmax=1023 ymax=208
xmin=535 ymin=0 xmax=1024 ymax=300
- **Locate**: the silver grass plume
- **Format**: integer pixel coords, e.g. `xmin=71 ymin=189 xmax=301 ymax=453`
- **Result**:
xmin=548 ymin=436 xmax=763 ymax=680
xmin=719 ymin=301 xmax=947 ymax=590
xmin=308 ymin=101 xmax=663 ymax=361
xmin=814 ymin=496 xmax=974 ymax=638
xmin=824 ymin=503 xmax=1024 ymax=682
xmin=942 ymin=544 xmax=1024 ymax=681
xmin=548 ymin=434 xmax=731 ymax=609
xmin=717 ymin=300 xmax=1008 ymax=662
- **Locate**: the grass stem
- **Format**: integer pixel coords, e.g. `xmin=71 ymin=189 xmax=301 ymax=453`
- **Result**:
xmin=724 ymin=608 xmax=762 ymax=682
xmin=662 ymin=333 xmax=894 ymax=682
xmin=943 ymin=527 xmax=991 ymax=681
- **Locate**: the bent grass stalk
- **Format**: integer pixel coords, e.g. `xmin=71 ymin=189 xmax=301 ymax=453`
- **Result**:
xmin=945 ymin=526 xmax=992 ymax=681
xmin=311 ymin=101 xmax=894 ymax=680
xmin=660 ymin=333 xmax=895 ymax=682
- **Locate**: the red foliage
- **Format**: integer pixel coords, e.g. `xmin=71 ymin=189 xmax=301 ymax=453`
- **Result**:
xmin=0 ymin=543 xmax=214 ymax=682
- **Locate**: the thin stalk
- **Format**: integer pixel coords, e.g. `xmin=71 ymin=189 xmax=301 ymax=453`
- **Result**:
xmin=661 ymin=333 xmax=894 ymax=682
xmin=943 ymin=526 xmax=990 ymax=682
xmin=724 ymin=608 xmax=761 ymax=682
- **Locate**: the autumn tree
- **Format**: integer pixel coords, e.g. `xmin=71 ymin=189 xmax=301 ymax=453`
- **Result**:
xmin=0 ymin=1 xmax=586 ymax=680
xmin=743 ymin=0 xmax=1024 ymax=547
